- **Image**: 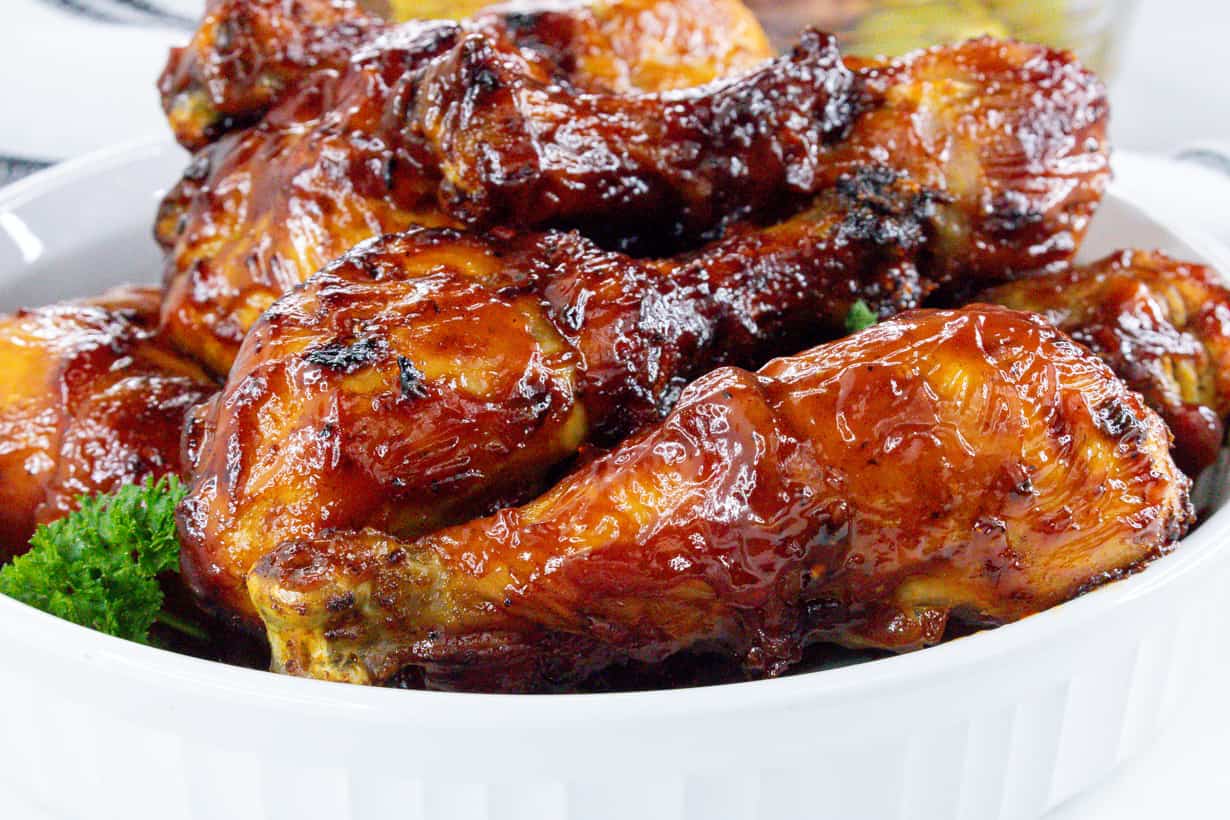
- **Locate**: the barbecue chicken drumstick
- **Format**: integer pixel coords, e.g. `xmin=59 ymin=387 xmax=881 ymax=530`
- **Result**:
xmin=983 ymin=250 xmax=1230 ymax=475
xmin=247 ymin=306 xmax=1193 ymax=690
xmin=411 ymin=28 xmax=858 ymax=243
xmin=158 ymin=2 xmax=1108 ymax=375
xmin=424 ymin=34 xmax=1110 ymax=265
xmin=0 ymin=288 xmax=216 ymax=561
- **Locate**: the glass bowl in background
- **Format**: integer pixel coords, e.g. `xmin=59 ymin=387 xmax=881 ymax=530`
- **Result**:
xmin=748 ymin=0 xmax=1141 ymax=78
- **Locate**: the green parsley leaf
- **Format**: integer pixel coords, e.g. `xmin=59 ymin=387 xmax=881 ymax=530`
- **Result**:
xmin=844 ymin=300 xmax=878 ymax=334
xmin=0 ymin=476 xmax=188 ymax=643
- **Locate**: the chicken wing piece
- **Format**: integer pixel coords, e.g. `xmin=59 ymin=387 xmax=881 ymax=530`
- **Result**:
xmin=0 ymin=288 xmax=217 ymax=561
xmin=178 ymin=166 xmax=944 ymax=623
xmin=982 ymin=250 xmax=1230 ymax=475
xmin=158 ymin=24 xmax=1107 ymax=376
xmin=247 ymin=306 xmax=1192 ymax=690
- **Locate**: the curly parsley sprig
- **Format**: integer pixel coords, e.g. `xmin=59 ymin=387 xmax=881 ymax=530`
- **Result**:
xmin=0 ymin=476 xmax=202 ymax=644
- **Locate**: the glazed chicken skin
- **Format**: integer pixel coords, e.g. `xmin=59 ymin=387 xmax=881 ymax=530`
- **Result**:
xmin=246 ymin=306 xmax=1193 ymax=690
xmin=983 ymin=250 xmax=1230 ymax=475
xmin=157 ymin=2 xmax=1108 ymax=375
xmin=412 ymin=28 xmax=859 ymax=242
xmin=0 ymin=288 xmax=216 ymax=561
xmin=156 ymin=0 xmax=777 ymax=374
xmin=179 ymin=165 xmax=951 ymax=623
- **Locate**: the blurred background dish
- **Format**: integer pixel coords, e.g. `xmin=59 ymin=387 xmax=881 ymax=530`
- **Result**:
xmin=746 ymin=0 xmax=1139 ymax=77
xmin=365 ymin=0 xmax=490 ymax=18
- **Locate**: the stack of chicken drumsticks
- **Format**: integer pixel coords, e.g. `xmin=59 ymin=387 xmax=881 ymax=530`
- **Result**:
xmin=1 ymin=0 xmax=1226 ymax=691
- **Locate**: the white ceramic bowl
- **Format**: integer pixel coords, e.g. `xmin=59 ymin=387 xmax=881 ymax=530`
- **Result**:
xmin=1 ymin=138 xmax=1228 ymax=820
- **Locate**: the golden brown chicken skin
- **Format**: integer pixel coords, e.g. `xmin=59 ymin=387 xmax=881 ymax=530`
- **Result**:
xmin=983 ymin=250 xmax=1230 ymax=475
xmin=178 ymin=165 xmax=947 ymax=623
xmin=158 ymin=18 xmax=1107 ymax=376
xmin=246 ymin=306 xmax=1192 ymax=690
xmin=0 ymin=288 xmax=216 ymax=561
xmin=155 ymin=0 xmax=776 ymax=374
